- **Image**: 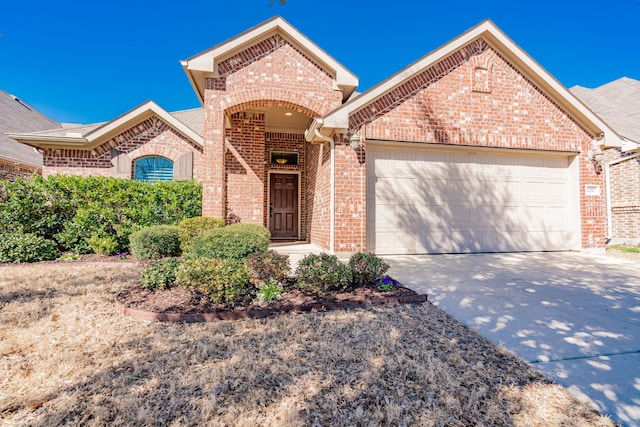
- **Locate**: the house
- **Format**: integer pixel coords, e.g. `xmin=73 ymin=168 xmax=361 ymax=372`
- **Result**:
xmin=9 ymin=17 xmax=623 ymax=255
xmin=0 ymin=90 xmax=60 ymax=181
xmin=571 ymin=77 xmax=640 ymax=245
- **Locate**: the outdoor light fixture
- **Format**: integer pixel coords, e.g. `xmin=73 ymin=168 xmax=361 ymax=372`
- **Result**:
xmin=588 ymin=147 xmax=605 ymax=164
xmin=349 ymin=135 xmax=361 ymax=150
xmin=275 ymin=158 xmax=288 ymax=164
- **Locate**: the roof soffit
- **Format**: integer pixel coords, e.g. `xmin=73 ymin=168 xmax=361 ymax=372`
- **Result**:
xmin=319 ymin=20 xmax=622 ymax=148
xmin=182 ymin=16 xmax=358 ymax=102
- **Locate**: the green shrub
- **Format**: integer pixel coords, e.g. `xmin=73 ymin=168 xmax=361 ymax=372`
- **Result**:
xmin=0 ymin=232 xmax=57 ymax=263
xmin=255 ymin=278 xmax=284 ymax=304
xmin=188 ymin=223 xmax=270 ymax=261
xmin=295 ymin=253 xmax=352 ymax=295
xmin=348 ymin=252 xmax=390 ymax=287
xmin=178 ymin=216 xmax=225 ymax=252
xmin=140 ymin=258 xmax=182 ymax=290
xmin=175 ymin=257 xmax=249 ymax=305
xmin=0 ymin=175 xmax=202 ymax=255
xmin=244 ymin=250 xmax=290 ymax=286
xmin=129 ymin=225 xmax=181 ymax=260
xmin=86 ymin=234 xmax=119 ymax=256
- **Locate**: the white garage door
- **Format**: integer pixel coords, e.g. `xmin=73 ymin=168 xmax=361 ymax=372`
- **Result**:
xmin=366 ymin=144 xmax=578 ymax=254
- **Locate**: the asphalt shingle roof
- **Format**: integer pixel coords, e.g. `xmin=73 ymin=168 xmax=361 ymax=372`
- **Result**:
xmin=571 ymin=77 xmax=640 ymax=144
xmin=0 ymin=90 xmax=60 ymax=167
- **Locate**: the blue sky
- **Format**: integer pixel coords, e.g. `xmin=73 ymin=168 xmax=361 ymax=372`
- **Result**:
xmin=1 ymin=0 xmax=639 ymax=124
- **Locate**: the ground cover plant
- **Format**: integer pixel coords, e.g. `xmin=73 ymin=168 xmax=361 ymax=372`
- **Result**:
xmin=0 ymin=175 xmax=201 ymax=261
xmin=0 ymin=263 xmax=615 ymax=426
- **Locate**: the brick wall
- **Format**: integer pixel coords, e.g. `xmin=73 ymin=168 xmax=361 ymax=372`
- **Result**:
xmin=201 ymin=35 xmax=343 ymax=220
xmin=42 ymin=116 xmax=203 ymax=179
xmin=306 ymin=141 xmax=331 ymax=250
xmin=607 ymin=148 xmax=640 ymax=241
xmin=0 ymin=160 xmax=40 ymax=181
xmin=226 ymin=112 xmax=266 ymax=224
xmin=345 ymin=39 xmax=604 ymax=251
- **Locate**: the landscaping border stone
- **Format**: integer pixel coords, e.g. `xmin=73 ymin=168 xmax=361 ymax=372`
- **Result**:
xmin=115 ymin=293 xmax=428 ymax=322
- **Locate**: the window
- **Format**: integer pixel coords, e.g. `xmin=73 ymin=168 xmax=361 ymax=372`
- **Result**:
xmin=134 ymin=156 xmax=174 ymax=181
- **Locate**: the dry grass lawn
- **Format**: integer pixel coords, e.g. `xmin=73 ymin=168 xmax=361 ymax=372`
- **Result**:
xmin=0 ymin=263 xmax=616 ymax=426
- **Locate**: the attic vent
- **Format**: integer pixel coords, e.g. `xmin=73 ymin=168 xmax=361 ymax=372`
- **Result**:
xmin=472 ymin=66 xmax=491 ymax=93
xmin=11 ymin=95 xmax=33 ymax=111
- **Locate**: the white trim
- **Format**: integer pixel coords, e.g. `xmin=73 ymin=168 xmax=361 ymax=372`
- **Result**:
xmin=267 ymin=170 xmax=302 ymax=240
xmin=321 ymin=20 xmax=623 ymax=148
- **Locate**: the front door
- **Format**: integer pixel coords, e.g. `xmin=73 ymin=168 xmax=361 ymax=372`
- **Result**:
xmin=269 ymin=174 xmax=298 ymax=239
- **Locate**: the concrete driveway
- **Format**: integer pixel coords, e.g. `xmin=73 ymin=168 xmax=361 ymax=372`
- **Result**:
xmin=385 ymin=252 xmax=640 ymax=427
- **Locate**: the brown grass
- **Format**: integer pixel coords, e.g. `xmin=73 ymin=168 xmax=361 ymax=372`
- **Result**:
xmin=0 ymin=263 xmax=615 ymax=426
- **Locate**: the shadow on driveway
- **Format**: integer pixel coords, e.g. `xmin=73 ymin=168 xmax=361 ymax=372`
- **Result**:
xmin=386 ymin=252 xmax=640 ymax=427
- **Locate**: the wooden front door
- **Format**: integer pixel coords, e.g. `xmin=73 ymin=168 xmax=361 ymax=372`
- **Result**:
xmin=270 ymin=174 xmax=298 ymax=239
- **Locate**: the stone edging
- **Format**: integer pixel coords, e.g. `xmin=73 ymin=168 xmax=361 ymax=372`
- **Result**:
xmin=115 ymin=293 xmax=428 ymax=322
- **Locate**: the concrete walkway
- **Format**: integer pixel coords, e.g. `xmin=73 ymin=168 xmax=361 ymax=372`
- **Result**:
xmin=385 ymin=252 xmax=640 ymax=427
xmin=269 ymin=242 xmax=324 ymax=271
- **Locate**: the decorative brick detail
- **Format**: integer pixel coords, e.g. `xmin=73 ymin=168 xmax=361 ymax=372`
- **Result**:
xmin=42 ymin=116 xmax=203 ymax=179
xmin=202 ymin=33 xmax=343 ymax=238
xmin=217 ymin=34 xmax=333 ymax=80
xmin=0 ymin=160 xmax=40 ymax=181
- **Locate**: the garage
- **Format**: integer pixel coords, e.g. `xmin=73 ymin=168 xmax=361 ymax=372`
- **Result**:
xmin=366 ymin=143 xmax=579 ymax=254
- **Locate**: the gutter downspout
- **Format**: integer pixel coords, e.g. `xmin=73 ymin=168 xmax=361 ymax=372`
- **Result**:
xmin=313 ymin=129 xmax=336 ymax=254
xmin=605 ymin=151 xmax=640 ymax=240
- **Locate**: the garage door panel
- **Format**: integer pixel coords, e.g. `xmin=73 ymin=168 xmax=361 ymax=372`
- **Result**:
xmin=368 ymin=146 xmax=574 ymax=254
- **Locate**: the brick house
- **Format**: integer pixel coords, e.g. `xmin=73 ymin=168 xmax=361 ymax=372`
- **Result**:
xmin=572 ymin=77 xmax=640 ymax=244
xmin=10 ymin=17 xmax=623 ymax=255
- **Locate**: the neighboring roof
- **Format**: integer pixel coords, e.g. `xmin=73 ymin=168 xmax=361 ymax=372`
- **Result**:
xmin=181 ymin=16 xmax=359 ymax=104
xmin=571 ymin=77 xmax=640 ymax=146
xmin=311 ymin=19 xmax=623 ymax=149
xmin=9 ymin=101 xmax=204 ymax=150
xmin=0 ymin=89 xmax=61 ymax=168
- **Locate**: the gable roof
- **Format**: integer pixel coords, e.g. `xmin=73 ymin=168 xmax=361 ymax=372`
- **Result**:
xmin=311 ymin=19 xmax=623 ymax=149
xmin=181 ymin=16 xmax=359 ymax=104
xmin=8 ymin=101 xmax=204 ymax=150
xmin=0 ymin=90 xmax=60 ymax=168
xmin=571 ymin=77 xmax=640 ymax=147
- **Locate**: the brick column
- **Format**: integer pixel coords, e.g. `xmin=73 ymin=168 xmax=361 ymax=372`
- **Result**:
xmin=202 ymin=79 xmax=227 ymax=218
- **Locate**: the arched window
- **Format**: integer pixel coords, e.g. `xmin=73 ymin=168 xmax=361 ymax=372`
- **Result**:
xmin=134 ymin=156 xmax=174 ymax=181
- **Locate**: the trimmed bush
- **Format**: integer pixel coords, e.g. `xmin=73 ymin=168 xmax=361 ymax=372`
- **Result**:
xmin=175 ymin=257 xmax=249 ymax=305
xmin=188 ymin=223 xmax=270 ymax=261
xmin=178 ymin=216 xmax=225 ymax=252
xmin=348 ymin=252 xmax=390 ymax=287
xmin=0 ymin=232 xmax=57 ymax=263
xmin=129 ymin=225 xmax=181 ymax=260
xmin=295 ymin=252 xmax=352 ymax=295
xmin=140 ymin=258 xmax=182 ymax=290
xmin=244 ymin=250 xmax=290 ymax=286
xmin=86 ymin=234 xmax=119 ymax=256
xmin=0 ymin=175 xmax=202 ymax=255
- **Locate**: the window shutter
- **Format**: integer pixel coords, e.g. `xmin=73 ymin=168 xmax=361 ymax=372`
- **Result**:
xmin=111 ymin=148 xmax=132 ymax=179
xmin=173 ymin=152 xmax=193 ymax=180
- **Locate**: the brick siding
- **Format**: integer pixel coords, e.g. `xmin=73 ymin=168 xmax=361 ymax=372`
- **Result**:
xmin=607 ymin=148 xmax=640 ymax=241
xmin=42 ymin=116 xmax=203 ymax=179
xmin=0 ymin=160 xmax=40 ymax=181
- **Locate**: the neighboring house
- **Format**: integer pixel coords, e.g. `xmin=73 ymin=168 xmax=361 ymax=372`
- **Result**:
xmin=572 ymin=77 xmax=640 ymax=244
xmin=0 ymin=90 xmax=61 ymax=181
xmin=9 ymin=17 xmax=623 ymax=255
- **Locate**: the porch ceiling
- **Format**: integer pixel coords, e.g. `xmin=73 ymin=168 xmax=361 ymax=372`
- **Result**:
xmin=243 ymin=106 xmax=312 ymax=133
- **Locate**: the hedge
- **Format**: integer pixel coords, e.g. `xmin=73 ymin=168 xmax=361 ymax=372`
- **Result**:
xmin=187 ymin=223 xmax=270 ymax=261
xmin=0 ymin=175 xmax=202 ymax=255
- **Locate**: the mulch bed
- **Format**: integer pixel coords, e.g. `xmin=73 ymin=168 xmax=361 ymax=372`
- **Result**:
xmin=116 ymin=283 xmax=428 ymax=322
